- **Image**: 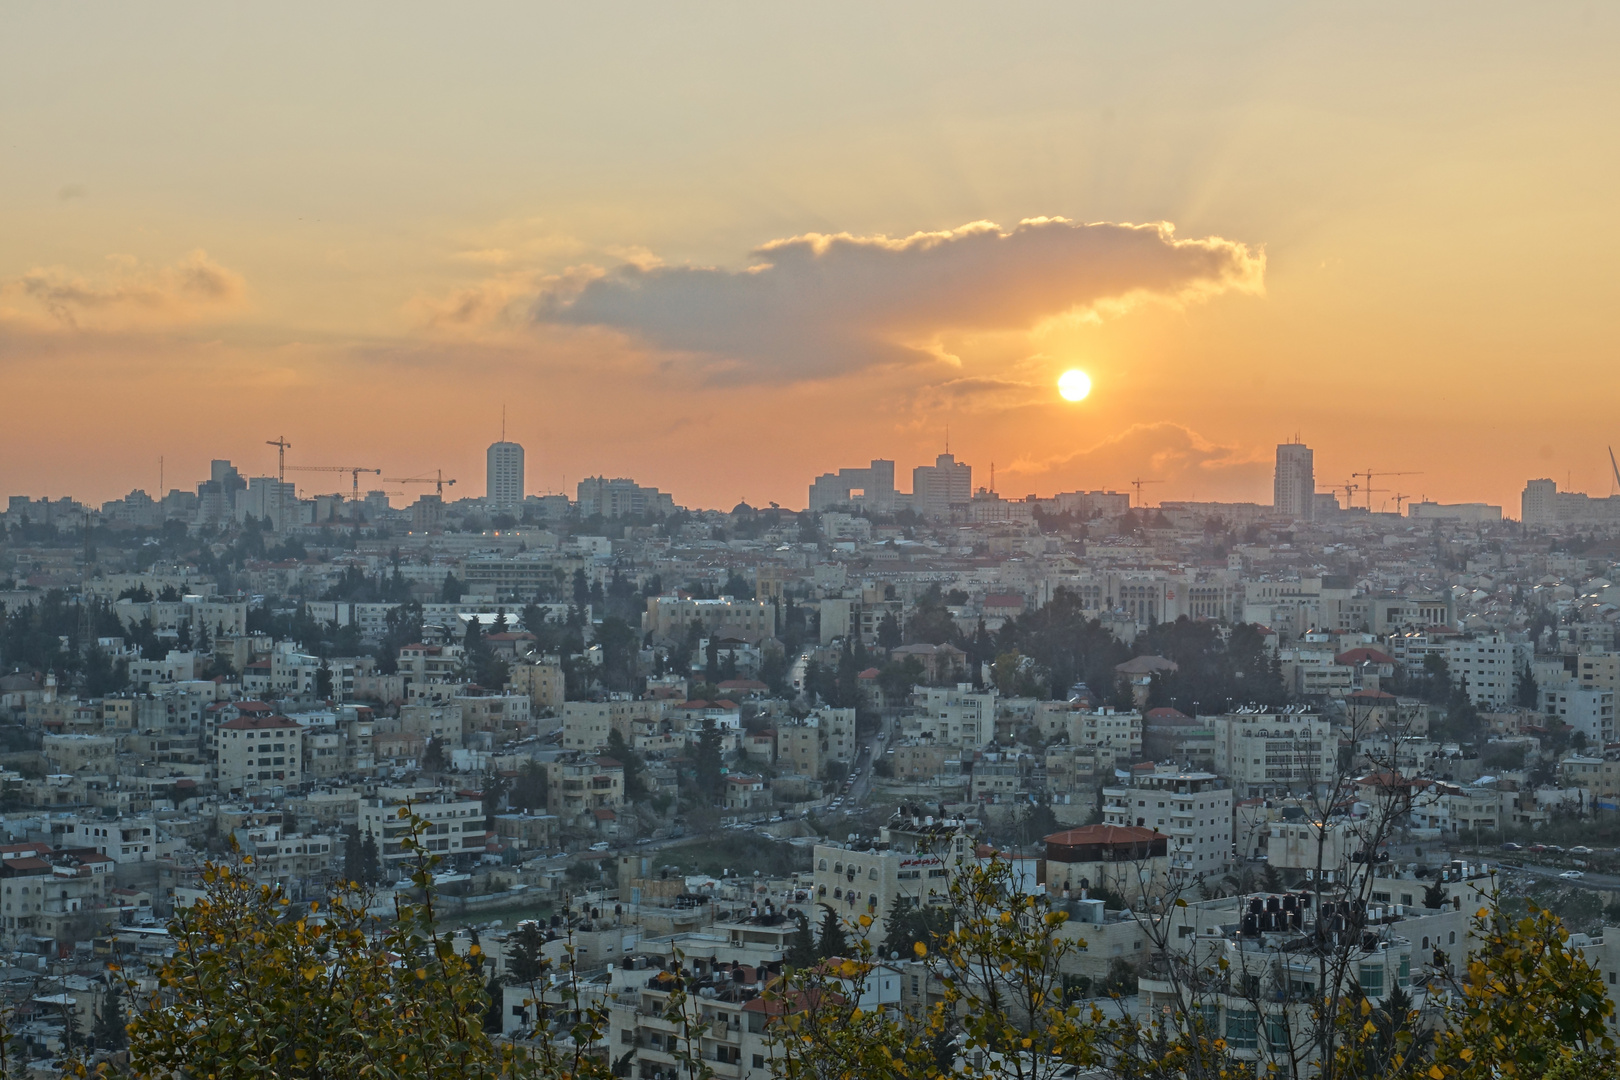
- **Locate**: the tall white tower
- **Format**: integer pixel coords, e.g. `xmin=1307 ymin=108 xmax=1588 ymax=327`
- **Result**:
xmin=486 ymin=441 xmax=525 ymax=512
xmin=1274 ymin=441 xmax=1315 ymax=521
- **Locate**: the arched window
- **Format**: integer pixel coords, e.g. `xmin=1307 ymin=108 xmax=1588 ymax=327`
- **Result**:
xmin=1421 ymin=936 xmax=1429 ymax=950
xmin=818 ymin=859 xmax=827 ymax=871
xmin=1448 ymin=932 xmax=1456 ymax=945
xmin=834 ymin=863 xmax=843 ymax=874
xmin=869 ymin=868 xmax=879 ymax=880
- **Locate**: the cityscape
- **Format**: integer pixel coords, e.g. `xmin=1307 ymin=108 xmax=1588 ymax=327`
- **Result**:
xmin=3 ymin=4 xmax=1617 ymax=1078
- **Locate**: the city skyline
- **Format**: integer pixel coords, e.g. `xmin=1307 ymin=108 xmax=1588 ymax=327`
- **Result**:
xmin=4 ymin=4 xmax=1620 ymax=510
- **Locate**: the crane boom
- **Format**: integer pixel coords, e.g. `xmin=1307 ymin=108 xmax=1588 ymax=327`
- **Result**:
xmin=285 ymin=465 xmax=382 ymax=497
xmin=381 ymin=470 xmax=458 ymax=496
xmin=1609 ymin=446 xmax=1620 ymax=495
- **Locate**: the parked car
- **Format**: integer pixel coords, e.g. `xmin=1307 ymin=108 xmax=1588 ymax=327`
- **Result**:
xmin=1545 ymin=845 xmax=1566 ymax=854
xmin=588 ymin=841 xmax=610 ymax=852
xmin=1501 ymin=842 xmax=1522 ymax=851
xmin=1560 ymin=870 xmax=1585 ymax=880
xmin=1570 ymin=845 xmax=1594 ymax=855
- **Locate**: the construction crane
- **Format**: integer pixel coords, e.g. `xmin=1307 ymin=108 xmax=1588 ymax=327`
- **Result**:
xmin=382 ymin=470 xmax=458 ymax=497
xmin=1128 ymin=478 xmax=1162 ymax=507
xmin=265 ymin=436 xmax=292 ymax=482
xmin=285 ymin=465 xmax=382 ymax=499
xmin=1390 ymin=492 xmax=1413 ymax=515
xmin=1352 ymin=469 xmax=1421 ymax=511
xmin=1325 ymin=481 xmax=1360 ymax=508
xmin=1608 ymin=446 xmax=1620 ymax=495
xmin=265 ymin=436 xmax=292 ymax=531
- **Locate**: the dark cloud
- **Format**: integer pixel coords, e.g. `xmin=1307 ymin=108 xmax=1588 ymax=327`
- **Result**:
xmin=534 ymin=217 xmax=1263 ymax=382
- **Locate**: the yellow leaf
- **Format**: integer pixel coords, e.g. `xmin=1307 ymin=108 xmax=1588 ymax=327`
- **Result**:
xmin=1361 ymin=998 xmax=1372 ymax=1017
xmin=858 ymin=914 xmax=872 ymax=927
xmin=1460 ymin=1049 xmax=1474 ymax=1062
xmin=1428 ymin=1067 xmax=1445 ymax=1079
xmin=914 ymin=942 xmax=927 ymax=957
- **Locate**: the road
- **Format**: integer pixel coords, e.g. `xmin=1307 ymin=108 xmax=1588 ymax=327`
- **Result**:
xmin=1493 ymin=860 xmax=1620 ymax=891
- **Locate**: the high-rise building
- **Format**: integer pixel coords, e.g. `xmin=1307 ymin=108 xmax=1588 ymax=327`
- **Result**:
xmin=911 ymin=453 xmax=972 ymax=519
xmin=1522 ymin=478 xmax=1558 ymax=525
xmin=486 ymin=441 xmax=525 ymax=511
xmin=807 ymin=459 xmax=896 ymax=512
xmin=1273 ymin=441 xmax=1315 ymax=521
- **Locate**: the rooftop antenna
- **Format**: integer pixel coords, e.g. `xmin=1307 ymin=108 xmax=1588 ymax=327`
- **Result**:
xmin=502 ymin=403 xmax=506 ymax=443
xmin=990 ymin=462 xmax=995 ymax=493
xmin=945 ymin=424 xmax=950 ymax=455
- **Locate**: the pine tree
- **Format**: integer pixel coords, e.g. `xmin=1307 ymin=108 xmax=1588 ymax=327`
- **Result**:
xmin=695 ymin=718 xmax=724 ymax=801
xmin=342 ymin=827 xmax=364 ymax=885
xmin=816 ymin=903 xmax=848 ymax=960
xmin=785 ymin=911 xmax=818 ymax=969
xmin=93 ymin=977 xmax=126 ymax=1051
xmin=360 ymin=830 xmax=383 ymax=886
xmin=506 ymin=921 xmax=548 ymax=984
xmin=483 ymin=970 xmax=505 ymax=1033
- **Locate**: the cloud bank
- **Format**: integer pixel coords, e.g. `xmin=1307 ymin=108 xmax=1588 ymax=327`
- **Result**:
xmin=1 ymin=250 xmax=244 ymax=332
xmin=533 ymin=217 xmax=1263 ymax=381
xmin=1005 ymin=421 xmax=1271 ymax=498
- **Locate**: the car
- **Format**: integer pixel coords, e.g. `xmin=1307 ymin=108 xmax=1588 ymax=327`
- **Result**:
xmin=1528 ymin=844 xmax=1548 ymax=853
xmin=1501 ymin=842 xmax=1522 ymax=851
xmin=1560 ymin=870 xmax=1585 ymax=880
xmin=588 ymin=841 xmax=610 ymax=852
xmin=1545 ymin=845 xmax=1566 ymax=854
xmin=1570 ymin=846 xmax=1595 ymax=855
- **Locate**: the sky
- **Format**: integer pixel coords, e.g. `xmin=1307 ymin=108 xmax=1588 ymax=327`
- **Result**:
xmin=2 ymin=3 xmax=1618 ymax=514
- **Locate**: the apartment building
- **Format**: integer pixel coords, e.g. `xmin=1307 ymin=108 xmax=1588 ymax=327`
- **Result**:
xmin=216 ymin=714 xmax=305 ymax=791
xmin=642 ymin=595 xmax=778 ymax=646
xmin=1445 ymin=632 xmax=1526 ymax=709
xmin=358 ymin=788 xmax=486 ymax=868
xmin=1211 ymin=711 xmax=1337 ymax=797
xmin=913 ymin=684 xmax=998 ymax=750
xmin=1103 ymin=765 xmax=1233 ymax=878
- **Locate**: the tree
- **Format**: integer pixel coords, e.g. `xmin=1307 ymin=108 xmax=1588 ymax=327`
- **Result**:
xmin=511 ymin=759 xmax=547 ymax=812
xmin=93 ymin=976 xmax=126 ymax=1051
xmin=359 ymin=830 xmax=383 ymax=886
xmin=440 ymin=572 xmax=463 ymax=603
xmin=506 ymin=920 xmax=549 ymax=984
xmin=481 ymin=769 xmax=511 ymax=829
xmin=605 ymin=729 xmax=648 ymax=801
xmin=315 ymin=661 xmax=334 ymax=699
xmin=784 ymin=911 xmax=818 ymax=969
xmin=875 ymin=611 xmax=902 ymax=650
xmin=695 ymin=717 xmax=724 ymax=801
xmin=422 ymin=736 xmax=449 ymax=773
xmin=342 ymin=827 xmax=365 ymax=885
xmin=122 ymin=814 xmax=539 ymax=1080
xmin=816 ymin=903 xmax=848 ymax=959
xmin=1516 ymin=666 xmax=1540 ymax=709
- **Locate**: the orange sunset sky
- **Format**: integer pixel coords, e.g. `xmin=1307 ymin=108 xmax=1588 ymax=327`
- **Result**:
xmin=2 ymin=4 xmax=1618 ymax=513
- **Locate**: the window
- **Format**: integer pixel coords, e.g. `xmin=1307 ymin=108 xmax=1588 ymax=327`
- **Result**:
xmin=1226 ymin=1009 xmax=1258 ymax=1051
xmin=1266 ymin=1014 xmax=1290 ymax=1053
xmin=1359 ymin=963 xmax=1385 ymax=997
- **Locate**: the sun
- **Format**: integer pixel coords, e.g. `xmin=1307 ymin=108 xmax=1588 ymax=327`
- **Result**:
xmin=1057 ymin=369 xmax=1091 ymax=402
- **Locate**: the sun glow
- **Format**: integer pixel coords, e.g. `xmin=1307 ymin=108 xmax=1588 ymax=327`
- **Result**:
xmin=1057 ymin=369 xmax=1091 ymax=402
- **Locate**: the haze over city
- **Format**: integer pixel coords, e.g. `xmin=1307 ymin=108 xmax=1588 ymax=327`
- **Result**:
xmin=8 ymin=6 xmax=1620 ymax=1078
xmin=5 ymin=4 xmax=1619 ymax=511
